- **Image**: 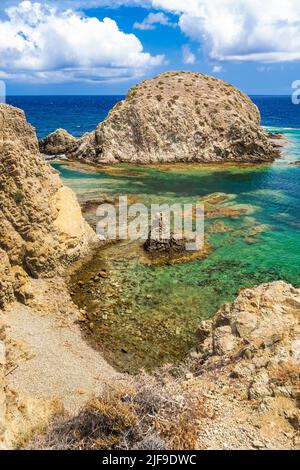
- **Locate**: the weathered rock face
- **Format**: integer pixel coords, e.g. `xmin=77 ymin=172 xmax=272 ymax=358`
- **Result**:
xmin=0 ymin=250 xmax=14 ymax=309
xmin=192 ymin=281 xmax=300 ymax=449
xmin=47 ymin=72 xmax=280 ymax=164
xmin=39 ymin=128 xmax=79 ymax=156
xmin=197 ymin=281 xmax=300 ymax=355
xmin=0 ymin=104 xmax=98 ymax=448
xmin=0 ymin=104 xmax=97 ymax=285
xmin=196 ymin=281 xmax=300 ymax=401
xmin=0 ymin=335 xmax=6 ymax=449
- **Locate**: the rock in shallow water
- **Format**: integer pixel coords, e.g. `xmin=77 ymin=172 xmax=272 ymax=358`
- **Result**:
xmin=39 ymin=128 xmax=78 ymax=156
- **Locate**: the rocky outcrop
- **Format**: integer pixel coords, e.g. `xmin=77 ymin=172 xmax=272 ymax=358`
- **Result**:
xmin=0 ymin=330 xmax=6 ymax=449
xmin=143 ymin=211 xmax=209 ymax=264
xmin=192 ymin=281 xmax=300 ymax=449
xmin=144 ymin=212 xmax=189 ymax=255
xmin=0 ymin=104 xmax=97 ymax=284
xmin=0 ymin=250 xmax=14 ymax=309
xmin=41 ymin=72 xmax=280 ymax=164
xmin=39 ymin=128 xmax=79 ymax=156
xmin=196 ymin=281 xmax=300 ymax=358
xmin=196 ymin=281 xmax=300 ymax=406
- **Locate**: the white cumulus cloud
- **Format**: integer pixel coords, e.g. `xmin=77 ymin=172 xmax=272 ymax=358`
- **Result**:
xmin=0 ymin=1 xmax=153 ymax=12
xmin=152 ymin=0 xmax=300 ymax=62
xmin=0 ymin=0 xmax=164 ymax=83
xmin=182 ymin=45 xmax=196 ymax=64
xmin=212 ymin=65 xmax=222 ymax=73
xmin=134 ymin=12 xmax=176 ymax=30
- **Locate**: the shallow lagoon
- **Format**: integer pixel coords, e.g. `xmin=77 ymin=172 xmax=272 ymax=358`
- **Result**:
xmin=52 ymin=130 xmax=300 ymax=372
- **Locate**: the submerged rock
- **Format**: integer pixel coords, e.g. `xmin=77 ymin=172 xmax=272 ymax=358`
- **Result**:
xmin=42 ymin=72 xmax=280 ymax=164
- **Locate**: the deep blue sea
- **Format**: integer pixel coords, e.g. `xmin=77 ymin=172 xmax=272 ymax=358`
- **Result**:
xmin=6 ymin=95 xmax=300 ymax=139
xmin=6 ymin=95 xmax=124 ymax=139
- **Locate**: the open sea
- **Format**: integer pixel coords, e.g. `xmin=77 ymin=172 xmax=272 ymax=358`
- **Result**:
xmin=6 ymin=95 xmax=300 ymax=139
xmin=6 ymin=95 xmax=124 ymax=139
xmin=6 ymin=94 xmax=300 ymax=370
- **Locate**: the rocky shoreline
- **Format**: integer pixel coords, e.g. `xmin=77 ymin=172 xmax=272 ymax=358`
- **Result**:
xmin=0 ymin=103 xmax=102 ymax=448
xmin=0 ymin=90 xmax=299 ymax=450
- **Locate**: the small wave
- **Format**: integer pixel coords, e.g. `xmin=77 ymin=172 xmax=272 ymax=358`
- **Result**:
xmin=264 ymin=126 xmax=300 ymax=131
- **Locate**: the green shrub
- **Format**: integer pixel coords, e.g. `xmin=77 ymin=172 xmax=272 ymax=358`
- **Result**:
xmin=13 ymin=190 xmax=24 ymax=204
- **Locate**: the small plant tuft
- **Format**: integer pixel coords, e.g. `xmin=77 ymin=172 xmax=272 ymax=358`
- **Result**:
xmin=13 ymin=190 xmax=24 ymax=204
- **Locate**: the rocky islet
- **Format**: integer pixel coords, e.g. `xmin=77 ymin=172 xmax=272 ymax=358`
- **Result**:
xmin=39 ymin=72 xmax=280 ymax=164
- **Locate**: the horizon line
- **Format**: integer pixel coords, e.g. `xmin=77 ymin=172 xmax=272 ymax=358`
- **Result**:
xmin=6 ymin=94 xmax=293 ymax=97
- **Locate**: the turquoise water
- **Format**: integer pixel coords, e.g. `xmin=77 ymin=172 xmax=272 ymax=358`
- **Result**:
xmin=5 ymin=93 xmax=300 ymax=369
xmin=20 ymin=93 xmax=297 ymax=369
xmin=53 ymin=135 xmax=300 ymax=292
xmin=51 ymin=129 xmax=300 ymax=371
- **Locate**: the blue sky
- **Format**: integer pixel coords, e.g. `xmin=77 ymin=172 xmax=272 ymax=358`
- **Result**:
xmin=1 ymin=0 xmax=300 ymax=95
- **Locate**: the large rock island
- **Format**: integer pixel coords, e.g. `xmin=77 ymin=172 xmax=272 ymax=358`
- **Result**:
xmin=40 ymin=71 xmax=280 ymax=164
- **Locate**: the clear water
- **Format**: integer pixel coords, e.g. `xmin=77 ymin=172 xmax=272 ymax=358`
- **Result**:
xmin=57 ymin=151 xmax=300 ymax=371
xmin=8 ymin=94 xmax=300 ymax=371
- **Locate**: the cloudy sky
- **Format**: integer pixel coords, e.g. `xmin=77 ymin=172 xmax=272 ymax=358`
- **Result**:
xmin=1 ymin=0 xmax=300 ymax=94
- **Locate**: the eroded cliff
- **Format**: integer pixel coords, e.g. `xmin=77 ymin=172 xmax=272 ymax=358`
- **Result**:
xmin=0 ymin=104 xmax=97 ymax=295
xmin=0 ymin=104 xmax=98 ymax=448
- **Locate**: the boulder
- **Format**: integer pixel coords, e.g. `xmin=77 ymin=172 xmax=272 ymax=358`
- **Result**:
xmin=197 ymin=281 xmax=300 ymax=355
xmin=213 ymin=325 xmax=235 ymax=355
xmin=196 ymin=281 xmax=300 ymax=404
xmin=39 ymin=128 xmax=78 ymax=156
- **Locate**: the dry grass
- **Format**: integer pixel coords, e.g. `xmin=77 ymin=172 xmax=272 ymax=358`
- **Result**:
xmin=26 ymin=369 xmax=205 ymax=450
xmin=271 ymin=361 xmax=300 ymax=396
